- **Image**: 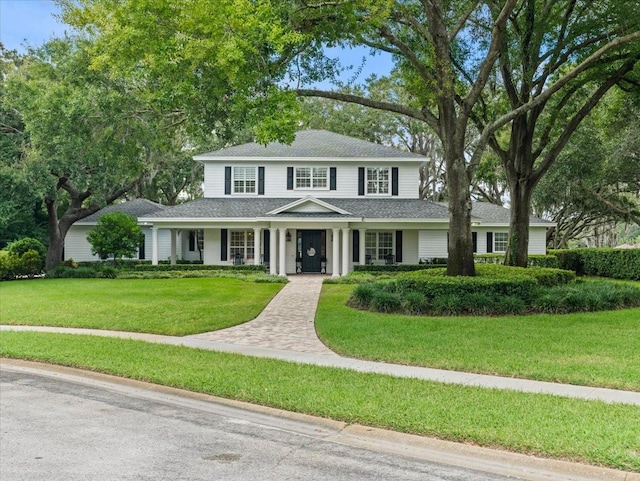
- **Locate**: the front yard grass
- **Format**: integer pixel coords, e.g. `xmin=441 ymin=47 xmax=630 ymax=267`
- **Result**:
xmin=1 ymin=331 xmax=639 ymax=473
xmin=0 ymin=278 xmax=283 ymax=336
xmin=316 ymin=284 xmax=640 ymax=391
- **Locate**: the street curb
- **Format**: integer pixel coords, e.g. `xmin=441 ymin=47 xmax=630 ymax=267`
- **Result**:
xmin=2 ymin=358 xmax=638 ymax=481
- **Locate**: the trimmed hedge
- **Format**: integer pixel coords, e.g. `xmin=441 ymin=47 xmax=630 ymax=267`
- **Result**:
xmin=346 ymin=264 xmax=637 ymax=317
xmin=552 ymin=248 xmax=640 ymax=280
xmin=354 ymin=263 xmax=446 ymax=273
xmin=475 ymin=254 xmax=559 ymax=268
xmin=0 ymin=249 xmax=45 ymax=280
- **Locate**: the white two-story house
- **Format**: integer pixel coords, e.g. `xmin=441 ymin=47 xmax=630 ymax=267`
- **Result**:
xmin=132 ymin=130 xmax=551 ymax=275
xmin=65 ymin=130 xmax=552 ymax=273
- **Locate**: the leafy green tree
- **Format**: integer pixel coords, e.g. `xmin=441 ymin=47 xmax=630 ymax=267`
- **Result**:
xmin=87 ymin=212 xmax=144 ymax=263
xmin=476 ymin=1 xmax=640 ymax=266
xmin=533 ymin=89 xmax=640 ymax=248
xmin=0 ymin=46 xmax=48 ymax=247
xmin=4 ymin=38 xmax=159 ymax=269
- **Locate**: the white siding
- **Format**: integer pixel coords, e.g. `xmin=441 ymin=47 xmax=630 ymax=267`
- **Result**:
xmin=418 ymin=230 xmax=448 ymax=259
xmin=64 ymin=226 xmax=95 ymax=262
xmin=202 ymin=161 xmax=421 ymax=199
xmin=528 ymin=227 xmax=548 ymax=255
xmin=203 ymin=229 xmax=221 ymax=264
xmin=402 ymin=230 xmax=419 ymax=264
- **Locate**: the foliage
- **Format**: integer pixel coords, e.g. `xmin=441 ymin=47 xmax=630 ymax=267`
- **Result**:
xmin=0 ymin=249 xmax=45 ymax=280
xmin=346 ymin=264 xmax=640 ymax=316
xmin=354 ymin=262 xmax=446 ymax=273
xmin=553 ymin=248 xmax=640 ymax=280
xmin=6 ymin=237 xmax=46 ymax=265
xmin=47 ymin=265 xmax=117 ymax=279
xmin=475 ymin=254 xmax=559 ymax=268
xmin=87 ymin=212 xmax=144 ymax=263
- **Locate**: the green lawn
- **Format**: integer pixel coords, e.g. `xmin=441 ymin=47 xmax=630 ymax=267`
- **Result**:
xmin=0 ymin=278 xmax=283 ymax=336
xmin=316 ymin=284 xmax=640 ymax=391
xmin=1 ymin=331 xmax=639 ymax=473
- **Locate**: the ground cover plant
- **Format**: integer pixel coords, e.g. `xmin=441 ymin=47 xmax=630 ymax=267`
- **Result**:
xmin=316 ymin=284 xmax=640 ymax=391
xmin=1 ymin=331 xmax=639 ymax=473
xmin=346 ymin=264 xmax=640 ymax=316
xmin=0 ymin=277 xmax=283 ymax=335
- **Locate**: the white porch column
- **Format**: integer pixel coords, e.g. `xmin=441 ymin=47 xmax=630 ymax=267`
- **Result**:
xmin=358 ymin=228 xmax=366 ymax=265
xmin=341 ymin=228 xmax=350 ymax=276
xmin=332 ymin=227 xmax=340 ymax=277
xmin=170 ymin=229 xmax=177 ymax=265
xmin=269 ymin=228 xmax=277 ymax=276
xmin=151 ymin=227 xmax=159 ymax=265
xmin=278 ymin=228 xmax=287 ymax=276
xmin=253 ymin=227 xmax=262 ymax=266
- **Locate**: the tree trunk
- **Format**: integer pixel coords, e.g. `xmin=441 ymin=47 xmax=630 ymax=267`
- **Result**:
xmin=44 ymin=197 xmax=64 ymax=271
xmin=446 ymin=153 xmax=476 ymax=276
xmin=505 ymin=176 xmax=533 ymax=267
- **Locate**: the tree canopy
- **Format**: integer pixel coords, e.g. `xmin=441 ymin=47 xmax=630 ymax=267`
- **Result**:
xmin=60 ymin=0 xmax=640 ymax=272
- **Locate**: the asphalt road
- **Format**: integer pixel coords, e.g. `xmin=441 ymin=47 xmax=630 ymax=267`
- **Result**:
xmin=0 ymin=363 xmax=629 ymax=481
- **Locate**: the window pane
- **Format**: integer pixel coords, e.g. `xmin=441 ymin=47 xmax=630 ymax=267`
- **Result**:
xmin=494 ymin=232 xmax=508 ymax=252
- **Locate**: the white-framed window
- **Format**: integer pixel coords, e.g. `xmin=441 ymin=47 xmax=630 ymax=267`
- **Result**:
xmin=494 ymin=232 xmax=508 ymax=252
xmin=295 ymin=167 xmax=328 ymax=189
xmin=365 ymin=231 xmax=394 ymax=261
xmin=230 ymin=230 xmax=255 ymax=261
xmin=233 ymin=167 xmax=257 ymax=194
xmin=366 ymin=167 xmax=390 ymax=195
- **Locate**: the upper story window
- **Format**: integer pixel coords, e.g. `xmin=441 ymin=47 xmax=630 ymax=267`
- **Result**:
xmin=296 ymin=167 xmax=328 ymax=189
xmin=233 ymin=167 xmax=256 ymax=194
xmin=494 ymin=232 xmax=508 ymax=252
xmin=367 ymin=167 xmax=390 ymax=195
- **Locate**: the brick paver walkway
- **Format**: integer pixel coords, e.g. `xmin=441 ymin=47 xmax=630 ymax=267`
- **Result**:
xmin=187 ymin=275 xmax=336 ymax=355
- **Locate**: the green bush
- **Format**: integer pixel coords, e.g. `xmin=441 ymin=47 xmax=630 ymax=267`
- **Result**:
xmin=354 ymin=263 xmax=446 ymax=273
xmin=7 ymin=237 xmax=47 ymax=264
xmin=347 ymin=263 xmax=637 ymax=316
xmin=46 ymin=264 xmax=116 ymax=279
xmin=474 ymin=254 xmax=559 ymax=268
xmin=122 ymin=263 xmax=267 ymax=272
xmin=0 ymin=249 xmax=45 ymax=280
xmin=551 ymin=248 xmax=640 ymax=280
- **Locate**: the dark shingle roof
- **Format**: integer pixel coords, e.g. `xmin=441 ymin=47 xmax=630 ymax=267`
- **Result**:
xmin=193 ymin=130 xmax=425 ymax=160
xmin=79 ymin=199 xmax=165 ymax=223
xmin=141 ymin=198 xmax=450 ymax=221
xmin=141 ymin=198 xmax=554 ymax=225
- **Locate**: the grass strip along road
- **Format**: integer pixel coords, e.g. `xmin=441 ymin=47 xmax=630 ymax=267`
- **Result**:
xmin=1 ymin=331 xmax=639 ymax=473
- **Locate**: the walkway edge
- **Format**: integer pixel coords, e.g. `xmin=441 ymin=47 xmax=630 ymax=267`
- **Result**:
xmin=2 ymin=359 xmax=638 ymax=481
xmin=2 ymin=325 xmax=640 ymax=406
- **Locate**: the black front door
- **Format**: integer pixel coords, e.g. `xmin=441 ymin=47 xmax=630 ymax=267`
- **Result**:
xmin=300 ymin=230 xmax=322 ymax=273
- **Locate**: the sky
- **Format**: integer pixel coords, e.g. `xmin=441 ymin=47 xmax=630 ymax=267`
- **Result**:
xmin=0 ymin=0 xmax=392 ymax=84
xmin=0 ymin=0 xmax=69 ymax=52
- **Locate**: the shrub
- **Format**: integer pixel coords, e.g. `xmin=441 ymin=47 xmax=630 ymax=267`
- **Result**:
xmin=350 ymin=283 xmax=383 ymax=308
xmin=529 ymin=281 xmax=640 ymax=314
xmin=7 ymin=237 xmax=47 ymax=263
xmin=87 ymin=212 xmax=144 ymax=263
xmin=370 ymin=290 xmax=403 ymax=313
xmin=0 ymin=249 xmax=46 ymax=280
xmin=354 ymin=263 xmax=446 ymax=273
xmin=552 ymin=248 xmax=640 ymax=280
xmin=475 ymin=254 xmax=559 ymax=268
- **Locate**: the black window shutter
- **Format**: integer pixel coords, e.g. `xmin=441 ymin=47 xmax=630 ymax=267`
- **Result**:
xmin=138 ymin=235 xmax=145 ymax=260
xmin=224 ymin=166 xmax=232 ymax=195
xmin=221 ymin=229 xmax=228 ymax=261
xmin=395 ymin=230 xmax=403 ymax=262
xmin=358 ymin=167 xmax=365 ymax=196
xmin=472 ymin=232 xmax=477 ymax=253
xmin=189 ymin=231 xmax=196 ymax=251
xmin=391 ymin=167 xmax=399 ymax=196
xmin=263 ymin=230 xmax=270 ymax=262
xmin=287 ymin=167 xmax=294 ymax=190
xmin=352 ymin=229 xmax=359 ymax=262
xmin=486 ymin=232 xmax=493 ymax=253
xmin=258 ymin=166 xmax=265 ymax=195
xmin=330 ymin=167 xmax=337 ymax=190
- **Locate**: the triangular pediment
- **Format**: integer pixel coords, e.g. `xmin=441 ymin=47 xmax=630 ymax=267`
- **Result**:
xmin=267 ymin=197 xmax=352 ymax=215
